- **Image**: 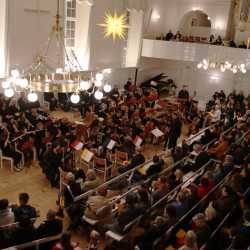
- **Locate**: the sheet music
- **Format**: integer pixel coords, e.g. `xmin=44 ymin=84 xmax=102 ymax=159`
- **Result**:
xmin=151 ymin=128 xmax=164 ymax=138
xmin=81 ymin=149 xmax=94 ymax=163
xmin=107 ymin=139 xmax=116 ymax=150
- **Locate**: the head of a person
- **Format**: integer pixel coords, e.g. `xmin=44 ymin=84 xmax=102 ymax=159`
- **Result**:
xmin=153 ymin=155 xmax=160 ymax=163
xmin=244 ymin=210 xmax=250 ymax=224
xmin=175 ymin=169 xmax=183 ymax=180
xmin=97 ymin=186 xmax=107 ymax=197
xmin=47 ymin=209 xmax=56 ymax=221
xmin=19 ymin=193 xmax=29 ymax=206
xmin=158 ymin=176 xmax=168 ymax=188
xmin=224 ymin=155 xmax=234 ymax=165
xmin=192 ymin=213 xmax=206 ymax=228
xmin=90 ymin=230 xmax=100 ymax=243
xmin=86 ymin=169 xmax=96 ymax=181
xmin=205 ymin=204 xmax=217 ymax=221
xmin=0 ymin=199 xmax=9 ymax=211
xmin=185 ymin=230 xmax=198 ymax=248
xmin=221 ymin=185 xmax=233 ymax=198
xmin=125 ymin=193 xmax=138 ymax=207
xmin=65 ymin=172 xmax=75 ymax=184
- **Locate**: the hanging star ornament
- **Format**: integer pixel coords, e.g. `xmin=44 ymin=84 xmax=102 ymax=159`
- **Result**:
xmin=99 ymin=12 xmax=128 ymax=40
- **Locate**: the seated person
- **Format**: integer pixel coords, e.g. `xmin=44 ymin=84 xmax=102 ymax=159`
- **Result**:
xmin=0 ymin=199 xmax=14 ymax=226
xmin=63 ymin=172 xmax=82 ymax=207
xmin=152 ymin=176 xmax=170 ymax=203
xmin=166 ymin=30 xmax=173 ymax=41
xmin=191 ymin=213 xmax=210 ymax=248
xmin=52 ymin=231 xmax=82 ymax=250
xmin=232 ymin=210 xmax=250 ymax=249
xmin=12 ymin=215 xmax=36 ymax=245
xmin=36 ymin=210 xmax=63 ymax=239
xmin=135 ymin=216 xmax=168 ymax=250
xmin=111 ymin=193 xmax=145 ymax=234
xmin=146 ymin=155 xmax=164 ymax=177
xmin=178 ymin=230 xmax=198 ymax=250
xmin=14 ymin=193 xmax=37 ymax=222
xmin=82 ymin=170 xmax=101 ymax=192
xmin=118 ymin=147 xmax=145 ymax=173
xmin=84 ymin=186 xmax=112 ymax=224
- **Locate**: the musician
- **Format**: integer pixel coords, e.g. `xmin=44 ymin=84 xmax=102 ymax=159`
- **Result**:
xmin=207 ymin=105 xmax=221 ymax=124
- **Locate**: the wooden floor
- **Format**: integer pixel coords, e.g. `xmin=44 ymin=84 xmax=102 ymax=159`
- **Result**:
xmin=0 ymin=111 xmax=189 ymax=248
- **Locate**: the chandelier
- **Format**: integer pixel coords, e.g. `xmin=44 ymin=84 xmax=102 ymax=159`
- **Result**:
xmin=197 ymin=59 xmax=247 ymax=74
xmin=1 ymin=0 xmax=112 ymax=104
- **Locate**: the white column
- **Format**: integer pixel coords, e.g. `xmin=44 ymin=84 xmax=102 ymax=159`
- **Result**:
xmin=75 ymin=0 xmax=93 ymax=70
xmin=0 ymin=0 xmax=7 ymax=77
xmin=125 ymin=9 xmax=144 ymax=67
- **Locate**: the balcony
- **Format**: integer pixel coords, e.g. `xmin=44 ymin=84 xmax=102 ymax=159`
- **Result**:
xmin=141 ymin=39 xmax=250 ymax=65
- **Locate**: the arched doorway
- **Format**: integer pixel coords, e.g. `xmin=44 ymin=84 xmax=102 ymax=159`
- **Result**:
xmin=179 ymin=10 xmax=211 ymax=38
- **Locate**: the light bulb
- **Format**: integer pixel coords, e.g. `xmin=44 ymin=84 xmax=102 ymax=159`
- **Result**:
xmin=232 ymin=68 xmax=237 ymax=74
xmin=80 ymin=80 xmax=91 ymax=90
xmin=94 ymin=90 xmax=104 ymax=100
xmin=95 ymin=73 xmax=104 ymax=82
xmin=240 ymin=64 xmax=245 ymax=69
xmin=202 ymin=59 xmax=208 ymax=65
xmin=104 ymin=84 xmax=112 ymax=93
xmin=220 ymin=65 xmax=226 ymax=72
xmin=226 ymin=63 xmax=232 ymax=69
xmin=11 ymin=69 xmax=20 ymax=78
xmin=203 ymin=65 xmax=208 ymax=70
xmin=241 ymin=68 xmax=247 ymax=74
xmin=70 ymin=93 xmax=80 ymax=104
xmin=4 ymin=88 xmax=14 ymax=98
xmin=56 ymin=68 xmax=64 ymax=74
xmin=20 ymin=78 xmax=29 ymax=88
xmin=28 ymin=92 xmax=38 ymax=102
xmin=2 ymin=80 xmax=10 ymax=89
xmin=103 ymin=68 xmax=112 ymax=74
xmin=95 ymin=80 xmax=103 ymax=87
xmin=197 ymin=63 xmax=202 ymax=69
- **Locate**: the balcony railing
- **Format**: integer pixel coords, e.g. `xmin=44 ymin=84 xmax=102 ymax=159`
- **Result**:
xmin=141 ymin=39 xmax=250 ymax=64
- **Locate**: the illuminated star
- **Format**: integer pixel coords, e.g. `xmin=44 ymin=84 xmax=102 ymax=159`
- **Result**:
xmin=99 ymin=12 xmax=128 ymax=40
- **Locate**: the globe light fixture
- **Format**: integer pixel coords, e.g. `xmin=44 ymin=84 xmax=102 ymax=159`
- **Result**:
xmin=104 ymin=84 xmax=112 ymax=93
xmin=94 ymin=90 xmax=104 ymax=100
xmin=11 ymin=69 xmax=20 ymax=78
xmin=220 ymin=65 xmax=226 ymax=72
xmin=197 ymin=63 xmax=202 ymax=69
xmin=70 ymin=93 xmax=80 ymax=104
xmin=27 ymin=92 xmax=38 ymax=102
xmin=2 ymin=80 xmax=10 ymax=89
xmin=4 ymin=88 xmax=14 ymax=98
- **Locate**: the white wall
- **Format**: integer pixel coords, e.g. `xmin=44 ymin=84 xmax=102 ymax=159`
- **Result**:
xmin=0 ymin=0 xmax=7 ymax=77
xmin=145 ymin=0 xmax=232 ymax=39
xmin=138 ymin=57 xmax=250 ymax=102
xmin=88 ymin=0 xmax=126 ymax=70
